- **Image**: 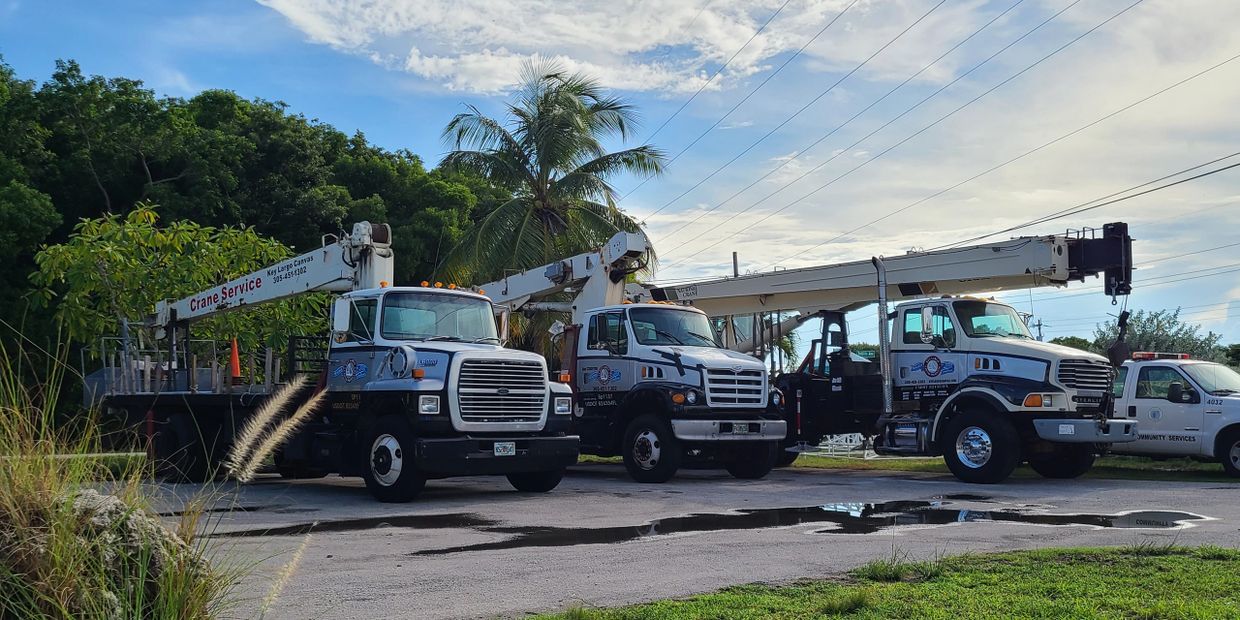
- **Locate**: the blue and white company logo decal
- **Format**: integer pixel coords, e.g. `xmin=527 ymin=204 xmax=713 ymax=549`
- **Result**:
xmin=332 ymin=358 xmax=369 ymax=383
xmin=912 ymin=355 xmax=954 ymax=378
xmin=585 ymin=364 xmax=623 ymax=385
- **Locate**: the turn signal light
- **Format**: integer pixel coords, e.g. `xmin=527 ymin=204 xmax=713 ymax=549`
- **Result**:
xmin=671 ymin=392 xmax=686 ymax=404
xmin=558 ymin=371 xmax=571 ymax=383
xmin=1023 ymin=394 xmax=1043 ymax=407
xmin=412 ymin=368 xmax=425 ymax=379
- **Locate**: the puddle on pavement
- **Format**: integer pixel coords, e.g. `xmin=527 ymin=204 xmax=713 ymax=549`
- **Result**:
xmin=409 ymin=500 xmax=1206 ymax=556
xmin=214 ymin=512 xmax=497 ymax=538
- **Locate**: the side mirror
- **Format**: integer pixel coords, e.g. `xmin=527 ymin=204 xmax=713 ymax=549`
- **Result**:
xmin=920 ymin=309 xmax=935 ymax=344
xmin=331 ymin=298 xmax=351 ymax=336
xmin=1167 ymin=382 xmax=1195 ymax=403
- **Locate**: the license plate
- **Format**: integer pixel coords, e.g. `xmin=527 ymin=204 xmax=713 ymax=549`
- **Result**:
xmin=732 ymin=424 xmax=753 ymax=434
xmin=493 ymin=441 xmax=516 ymax=456
xmin=1058 ymin=424 xmax=1076 ymax=436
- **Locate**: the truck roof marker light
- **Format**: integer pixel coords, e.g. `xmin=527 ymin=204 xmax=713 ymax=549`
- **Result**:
xmin=420 ymin=280 xmax=429 ymax=287
xmin=1132 ymin=352 xmax=1190 ymax=360
xmin=477 ymin=288 xmax=485 ymax=295
xmin=412 ymin=368 xmax=425 ymax=379
xmin=434 ymin=282 xmax=443 ymax=288
xmin=379 ymin=280 xmax=389 ymax=288
xmin=448 ymin=283 xmax=457 ymax=290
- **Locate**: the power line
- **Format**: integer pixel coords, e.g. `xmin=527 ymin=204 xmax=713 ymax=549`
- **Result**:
xmin=661 ymin=0 xmax=1143 ymax=269
xmin=625 ymin=0 xmax=862 ymax=206
xmin=641 ymin=0 xmax=949 ymax=229
xmin=640 ymin=0 xmax=785 ymax=145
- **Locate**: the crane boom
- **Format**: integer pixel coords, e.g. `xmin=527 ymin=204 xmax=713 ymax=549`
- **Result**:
xmin=154 ymin=222 xmax=394 ymax=327
xmin=649 ymin=223 xmax=1132 ymax=318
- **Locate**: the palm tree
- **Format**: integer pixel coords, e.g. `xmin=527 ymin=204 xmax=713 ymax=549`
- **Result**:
xmin=437 ymin=62 xmax=665 ymax=283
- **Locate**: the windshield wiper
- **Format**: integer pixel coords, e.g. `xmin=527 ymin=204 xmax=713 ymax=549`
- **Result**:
xmin=471 ymin=336 xmax=501 ymax=343
xmin=652 ymin=329 xmax=684 ymax=345
xmin=1212 ymin=389 xmax=1239 ymax=395
xmin=423 ymin=335 xmax=463 ymax=342
xmin=686 ymin=331 xmax=719 ymax=346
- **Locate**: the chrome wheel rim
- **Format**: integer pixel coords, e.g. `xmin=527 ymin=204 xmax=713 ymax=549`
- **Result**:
xmin=632 ymin=430 xmax=661 ymax=470
xmin=955 ymin=426 xmax=993 ymax=469
xmin=370 ymin=433 xmax=403 ymax=486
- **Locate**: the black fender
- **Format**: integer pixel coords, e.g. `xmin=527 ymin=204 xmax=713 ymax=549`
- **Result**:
xmin=930 ymin=387 xmax=1013 ymax=444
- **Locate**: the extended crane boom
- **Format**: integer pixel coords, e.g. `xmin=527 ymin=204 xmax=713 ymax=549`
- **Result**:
xmin=153 ymin=222 xmax=394 ymax=327
xmin=648 ymin=223 xmax=1132 ymax=318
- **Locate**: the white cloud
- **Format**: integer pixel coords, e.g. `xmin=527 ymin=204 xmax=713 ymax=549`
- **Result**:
xmin=256 ymin=0 xmax=995 ymax=94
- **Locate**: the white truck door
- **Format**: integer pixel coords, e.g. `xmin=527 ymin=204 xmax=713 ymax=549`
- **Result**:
xmin=892 ymin=306 xmax=965 ymax=400
xmin=1127 ymin=365 xmax=1204 ymax=455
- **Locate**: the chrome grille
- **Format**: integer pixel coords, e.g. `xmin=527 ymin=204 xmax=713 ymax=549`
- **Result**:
xmin=705 ymin=368 xmax=765 ymax=407
xmin=457 ymin=359 xmax=547 ymax=423
xmin=1057 ymin=359 xmax=1113 ymax=392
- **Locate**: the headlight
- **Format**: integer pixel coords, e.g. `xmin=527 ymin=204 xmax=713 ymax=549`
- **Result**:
xmin=686 ymin=390 xmax=698 ymax=405
xmin=419 ymin=395 xmax=440 ymax=414
xmin=554 ymin=396 xmax=572 ymax=415
xmin=770 ymin=390 xmax=783 ymax=407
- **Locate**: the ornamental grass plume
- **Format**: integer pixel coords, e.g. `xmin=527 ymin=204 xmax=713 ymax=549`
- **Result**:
xmin=232 ymin=388 xmax=327 ymax=483
xmin=223 ymin=375 xmax=308 ymax=476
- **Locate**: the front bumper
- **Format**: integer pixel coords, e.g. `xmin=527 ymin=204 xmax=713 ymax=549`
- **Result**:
xmin=1032 ymin=418 xmax=1138 ymax=444
xmin=671 ymin=418 xmax=787 ymax=441
xmin=415 ymin=435 xmax=579 ymax=476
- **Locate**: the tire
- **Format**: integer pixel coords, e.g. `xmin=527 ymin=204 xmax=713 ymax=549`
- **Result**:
xmin=940 ymin=410 xmax=1021 ymax=484
xmin=1218 ymin=428 xmax=1240 ymax=478
xmin=775 ymin=449 xmax=800 ymax=468
xmin=153 ymin=412 xmax=219 ymax=483
xmin=360 ymin=415 xmax=426 ymax=502
xmin=1028 ymin=444 xmax=1096 ymax=479
xmin=622 ymin=414 xmax=682 ymax=483
xmin=507 ymin=469 xmax=565 ymax=493
xmin=725 ymin=441 xmax=779 ymax=479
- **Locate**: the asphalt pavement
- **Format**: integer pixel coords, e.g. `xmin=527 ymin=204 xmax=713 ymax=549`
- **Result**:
xmin=161 ymin=464 xmax=1240 ymax=619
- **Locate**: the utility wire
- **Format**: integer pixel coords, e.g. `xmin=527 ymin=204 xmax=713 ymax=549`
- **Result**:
xmin=641 ymin=0 xmax=948 ymax=228
xmin=640 ymin=0 xmax=785 ymax=145
xmin=653 ymin=0 xmax=1092 ymax=266
xmin=625 ymin=0 xmax=862 ymax=205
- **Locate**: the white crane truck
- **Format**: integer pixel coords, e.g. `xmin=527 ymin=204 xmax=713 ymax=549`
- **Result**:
xmin=1108 ymin=352 xmax=1240 ymax=477
xmin=89 ymin=222 xmax=579 ymax=502
xmin=476 ymin=232 xmax=786 ymax=483
xmin=648 ymin=223 xmax=1140 ymax=483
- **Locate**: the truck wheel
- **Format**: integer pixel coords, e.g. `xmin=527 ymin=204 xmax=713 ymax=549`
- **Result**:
xmin=941 ymin=410 xmax=1020 ymax=484
xmin=507 ymin=469 xmax=565 ymax=493
xmin=1218 ymin=429 xmax=1240 ymax=478
xmin=622 ymin=414 xmax=682 ymax=483
xmin=775 ymin=449 xmax=800 ymax=468
xmin=725 ymin=441 xmax=779 ymax=479
xmin=1028 ymin=445 xmax=1095 ymax=479
xmin=361 ymin=415 xmax=426 ymax=502
xmin=153 ymin=412 xmax=218 ymax=483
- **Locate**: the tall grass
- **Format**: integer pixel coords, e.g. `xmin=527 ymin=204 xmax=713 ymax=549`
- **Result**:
xmin=0 ymin=342 xmax=240 ymax=619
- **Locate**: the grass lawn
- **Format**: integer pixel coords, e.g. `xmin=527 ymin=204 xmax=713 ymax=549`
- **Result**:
xmin=539 ymin=546 xmax=1240 ymax=619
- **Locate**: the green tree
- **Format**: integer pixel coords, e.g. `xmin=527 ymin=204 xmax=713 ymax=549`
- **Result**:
xmin=1225 ymin=343 xmax=1240 ymax=368
xmin=436 ymin=63 xmax=665 ymax=282
xmin=30 ymin=205 xmax=326 ymax=353
xmin=1049 ymin=335 xmax=1094 ymax=352
xmin=1091 ymin=308 xmax=1224 ymax=361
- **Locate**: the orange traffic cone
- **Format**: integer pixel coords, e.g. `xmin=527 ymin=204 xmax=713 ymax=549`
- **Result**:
xmin=229 ymin=338 xmax=242 ymax=385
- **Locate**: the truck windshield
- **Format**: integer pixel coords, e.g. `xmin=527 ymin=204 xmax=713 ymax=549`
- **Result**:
xmin=1181 ymin=363 xmax=1240 ymax=395
xmin=380 ymin=292 xmax=498 ymax=342
xmin=952 ymin=301 xmax=1032 ymax=339
xmin=629 ymin=308 xmax=721 ymax=347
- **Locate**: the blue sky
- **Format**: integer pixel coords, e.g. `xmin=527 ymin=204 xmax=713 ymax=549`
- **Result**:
xmin=2 ymin=0 xmax=1238 ymax=346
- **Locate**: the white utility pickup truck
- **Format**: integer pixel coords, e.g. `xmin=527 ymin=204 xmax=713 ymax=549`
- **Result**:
xmin=1108 ymin=352 xmax=1240 ymax=477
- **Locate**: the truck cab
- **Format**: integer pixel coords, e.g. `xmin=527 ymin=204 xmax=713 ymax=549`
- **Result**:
xmin=779 ymin=296 xmax=1138 ymax=483
xmin=1108 ymin=352 xmax=1240 ymax=476
xmin=568 ymin=303 xmax=786 ymax=482
xmin=312 ymin=285 xmax=578 ymax=500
